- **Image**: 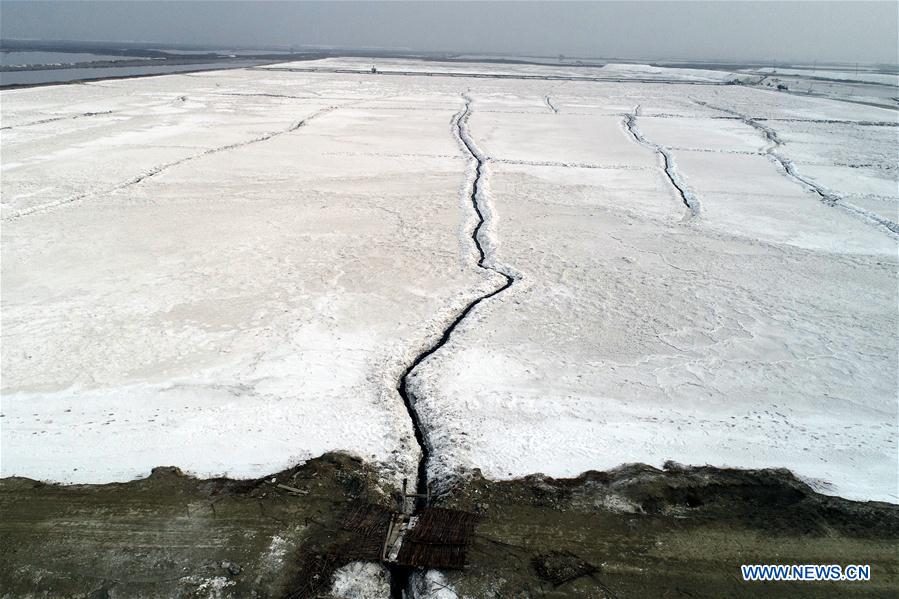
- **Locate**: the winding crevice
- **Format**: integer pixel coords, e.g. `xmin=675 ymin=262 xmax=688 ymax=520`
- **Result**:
xmin=395 ymin=95 xmax=515 ymax=502
xmin=4 ymin=105 xmax=340 ymax=221
xmin=544 ymin=95 xmax=559 ymax=114
xmin=623 ymin=105 xmax=700 ymax=217
xmin=693 ymin=100 xmax=899 ymax=237
xmin=389 ymin=93 xmax=516 ymax=595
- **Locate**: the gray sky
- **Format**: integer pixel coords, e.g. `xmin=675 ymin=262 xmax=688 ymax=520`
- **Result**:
xmin=1 ymin=1 xmax=897 ymax=64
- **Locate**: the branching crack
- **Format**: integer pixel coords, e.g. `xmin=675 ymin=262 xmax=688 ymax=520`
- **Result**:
xmin=4 ymin=105 xmax=341 ymax=221
xmin=693 ymin=100 xmax=899 ymax=237
xmin=623 ymin=105 xmax=700 ymax=217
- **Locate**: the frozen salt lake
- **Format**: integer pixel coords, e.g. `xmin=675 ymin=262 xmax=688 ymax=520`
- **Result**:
xmin=1 ymin=59 xmax=897 ymax=503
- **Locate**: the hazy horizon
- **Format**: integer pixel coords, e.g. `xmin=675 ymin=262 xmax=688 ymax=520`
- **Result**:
xmin=1 ymin=1 xmax=897 ymax=65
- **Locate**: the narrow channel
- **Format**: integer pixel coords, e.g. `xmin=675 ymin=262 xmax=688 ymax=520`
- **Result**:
xmin=624 ymin=106 xmax=700 ymax=216
xmin=390 ymin=94 xmax=515 ymax=594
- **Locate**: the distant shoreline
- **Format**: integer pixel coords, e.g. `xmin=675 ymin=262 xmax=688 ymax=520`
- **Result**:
xmin=0 ymin=61 xmax=273 ymax=89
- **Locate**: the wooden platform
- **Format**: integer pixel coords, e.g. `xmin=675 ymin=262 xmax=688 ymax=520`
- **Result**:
xmin=340 ymin=504 xmax=478 ymax=570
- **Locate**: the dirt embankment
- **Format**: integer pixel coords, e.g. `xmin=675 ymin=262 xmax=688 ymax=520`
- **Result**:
xmin=2 ymin=456 xmax=897 ymax=598
xmin=436 ymin=462 xmax=899 ymax=597
xmin=0 ymin=453 xmax=394 ymax=598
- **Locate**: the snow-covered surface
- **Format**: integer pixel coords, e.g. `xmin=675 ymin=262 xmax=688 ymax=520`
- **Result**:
xmin=597 ymin=62 xmax=736 ymax=82
xmin=404 ymin=76 xmax=899 ymax=503
xmin=756 ymin=67 xmax=899 ymax=86
xmin=262 ymin=57 xmax=737 ymax=82
xmin=0 ymin=70 xmax=491 ymax=485
xmin=1 ymin=61 xmax=897 ymax=503
xmin=410 ymin=570 xmax=459 ymax=599
xmin=743 ymin=69 xmax=899 ymax=109
xmin=331 ymin=562 xmax=392 ymax=599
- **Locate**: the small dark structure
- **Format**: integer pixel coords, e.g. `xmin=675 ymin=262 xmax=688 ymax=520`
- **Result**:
xmin=339 ymin=503 xmax=393 ymax=560
xmin=338 ymin=504 xmax=477 ymax=570
xmin=394 ymin=507 xmax=478 ymax=570
xmin=532 ymin=550 xmax=598 ymax=586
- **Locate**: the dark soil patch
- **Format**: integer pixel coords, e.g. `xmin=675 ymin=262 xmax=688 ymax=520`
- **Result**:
xmin=533 ymin=550 xmax=599 ymax=586
xmin=0 ymin=453 xmax=390 ymax=598
xmin=438 ymin=463 xmax=899 ymax=597
xmin=3 ymin=457 xmax=897 ymax=598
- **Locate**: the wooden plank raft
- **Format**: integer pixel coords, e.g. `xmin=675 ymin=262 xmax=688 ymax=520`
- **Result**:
xmin=393 ymin=507 xmax=478 ymax=570
xmin=340 ymin=504 xmax=477 ymax=569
